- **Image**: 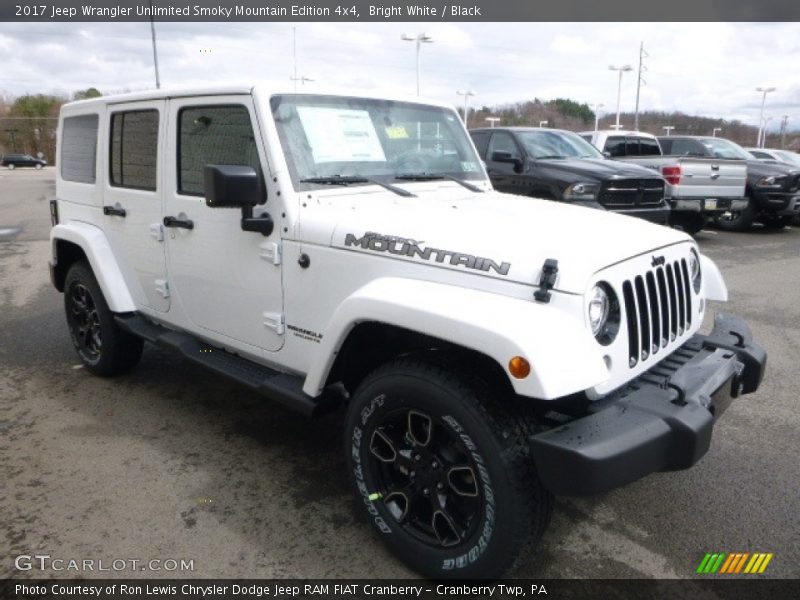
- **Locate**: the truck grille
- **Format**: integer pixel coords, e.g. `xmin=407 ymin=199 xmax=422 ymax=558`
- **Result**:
xmin=599 ymin=179 xmax=664 ymax=208
xmin=621 ymin=259 xmax=693 ymax=368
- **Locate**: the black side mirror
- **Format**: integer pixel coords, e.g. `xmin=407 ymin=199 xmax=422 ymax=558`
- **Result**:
xmin=490 ymin=151 xmax=524 ymax=172
xmin=602 ymin=151 xmax=612 ymax=158
xmin=204 ymin=165 xmax=273 ymax=236
xmin=204 ymin=165 xmax=265 ymax=208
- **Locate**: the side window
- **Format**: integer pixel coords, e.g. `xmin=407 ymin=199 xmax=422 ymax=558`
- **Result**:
xmin=750 ymin=150 xmax=770 ymax=159
xmin=178 ymin=104 xmax=262 ymax=196
xmin=487 ymin=132 xmax=521 ymax=159
xmin=61 ymin=114 xmax=99 ymax=183
xmin=110 ymin=110 xmax=159 ymax=190
xmin=639 ymin=138 xmax=661 ymax=156
xmin=604 ymin=136 xmax=627 ymax=157
xmin=469 ymin=131 xmax=490 ymax=158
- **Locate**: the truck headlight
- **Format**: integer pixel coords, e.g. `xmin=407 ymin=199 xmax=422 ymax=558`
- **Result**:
xmin=756 ymin=175 xmax=784 ymax=188
xmin=689 ymin=249 xmax=701 ymax=293
xmin=563 ymin=182 xmax=600 ymax=201
xmin=588 ymin=282 xmax=620 ymax=345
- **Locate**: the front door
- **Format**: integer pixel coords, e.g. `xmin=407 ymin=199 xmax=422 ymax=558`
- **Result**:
xmin=163 ymin=95 xmax=284 ymax=353
xmin=485 ymin=131 xmax=524 ymax=194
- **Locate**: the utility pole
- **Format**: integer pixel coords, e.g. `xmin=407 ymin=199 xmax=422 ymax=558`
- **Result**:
xmin=609 ymin=65 xmax=633 ymax=131
xmin=634 ymin=42 xmax=647 ymax=131
xmin=148 ymin=0 xmax=160 ymax=89
xmin=401 ymin=33 xmax=434 ymax=96
xmin=756 ymin=86 xmax=776 ymax=147
xmin=780 ymin=115 xmax=789 ymax=149
xmin=290 ymin=27 xmax=314 ymax=91
xmin=457 ymin=90 xmax=475 ymax=127
xmin=592 ymin=102 xmax=605 ymax=132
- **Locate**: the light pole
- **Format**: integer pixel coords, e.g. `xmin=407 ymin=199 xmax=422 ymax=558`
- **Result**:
xmin=457 ymin=90 xmax=475 ymax=127
xmin=538 ymin=120 xmax=548 ymax=128
xmin=401 ymin=33 xmax=434 ymax=96
xmin=756 ymin=86 xmax=776 ymax=147
xmin=712 ymin=127 xmax=722 ymax=137
xmin=759 ymin=116 xmax=774 ymax=148
xmin=485 ymin=117 xmax=500 ymax=128
xmin=609 ymin=64 xmax=633 ymax=131
xmin=291 ymin=27 xmax=314 ymax=92
xmin=662 ymin=125 xmax=675 ymax=136
xmin=148 ymin=0 xmax=160 ymax=89
xmin=592 ymin=102 xmax=605 ymax=132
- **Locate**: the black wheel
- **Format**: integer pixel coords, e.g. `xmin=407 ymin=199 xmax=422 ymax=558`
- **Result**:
xmin=345 ymin=357 xmax=553 ymax=579
xmin=672 ymin=213 xmax=705 ymax=235
xmin=762 ymin=216 xmax=792 ymax=230
xmin=64 ymin=261 xmax=143 ymax=376
xmin=716 ymin=195 xmax=755 ymax=231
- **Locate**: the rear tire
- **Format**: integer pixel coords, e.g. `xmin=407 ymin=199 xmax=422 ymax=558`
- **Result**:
xmin=35 ymin=163 xmax=43 ymax=170
xmin=7 ymin=163 xmax=15 ymax=170
xmin=716 ymin=195 xmax=755 ymax=231
xmin=64 ymin=261 xmax=143 ymax=376
xmin=344 ymin=356 xmax=553 ymax=579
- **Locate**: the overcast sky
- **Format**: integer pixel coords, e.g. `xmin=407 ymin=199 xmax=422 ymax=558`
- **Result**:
xmin=1 ymin=21 xmax=798 ymax=131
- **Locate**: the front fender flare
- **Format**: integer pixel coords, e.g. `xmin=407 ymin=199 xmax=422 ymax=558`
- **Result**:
xmin=302 ymin=278 xmax=609 ymax=400
xmin=700 ymin=253 xmax=727 ymax=302
xmin=51 ymin=222 xmax=136 ymax=313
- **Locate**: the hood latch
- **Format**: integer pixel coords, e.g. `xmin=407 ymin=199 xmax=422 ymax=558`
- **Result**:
xmin=534 ymin=259 xmax=559 ymax=303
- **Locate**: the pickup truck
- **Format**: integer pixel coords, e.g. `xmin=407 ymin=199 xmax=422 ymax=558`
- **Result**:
xmin=660 ymin=136 xmax=800 ymax=230
xmin=49 ymin=87 xmax=766 ymax=579
xmin=469 ymin=127 xmax=669 ymax=224
xmin=581 ymin=130 xmax=747 ymax=234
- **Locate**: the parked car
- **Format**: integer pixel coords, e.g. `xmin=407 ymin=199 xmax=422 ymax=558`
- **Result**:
xmin=581 ymin=130 xmax=747 ymax=234
xmin=469 ymin=127 xmax=669 ymax=224
xmin=50 ymin=87 xmax=766 ymax=579
xmin=2 ymin=153 xmax=47 ymax=169
xmin=746 ymin=147 xmax=800 ymax=168
xmin=658 ymin=136 xmax=800 ymax=230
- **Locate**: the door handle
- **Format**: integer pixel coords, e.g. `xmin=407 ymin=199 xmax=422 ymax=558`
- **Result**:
xmin=163 ymin=216 xmax=194 ymax=230
xmin=103 ymin=205 xmax=127 ymax=217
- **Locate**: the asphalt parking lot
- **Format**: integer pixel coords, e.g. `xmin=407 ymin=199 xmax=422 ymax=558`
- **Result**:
xmin=1 ymin=168 xmax=798 ymax=579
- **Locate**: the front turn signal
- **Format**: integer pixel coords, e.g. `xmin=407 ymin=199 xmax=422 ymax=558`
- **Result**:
xmin=508 ymin=356 xmax=531 ymax=379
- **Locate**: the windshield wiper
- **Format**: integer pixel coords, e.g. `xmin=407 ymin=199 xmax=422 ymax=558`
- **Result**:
xmin=300 ymin=175 xmax=415 ymax=197
xmin=394 ymin=173 xmax=484 ymax=193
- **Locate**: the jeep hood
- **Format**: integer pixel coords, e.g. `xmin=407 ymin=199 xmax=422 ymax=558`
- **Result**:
xmin=311 ymin=185 xmax=691 ymax=294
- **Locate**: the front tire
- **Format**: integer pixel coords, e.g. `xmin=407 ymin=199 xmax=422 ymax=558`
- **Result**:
xmin=35 ymin=163 xmax=43 ymax=170
xmin=762 ymin=216 xmax=792 ymax=230
xmin=64 ymin=261 xmax=143 ymax=376
xmin=344 ymin=357 xmax=553 ymax=579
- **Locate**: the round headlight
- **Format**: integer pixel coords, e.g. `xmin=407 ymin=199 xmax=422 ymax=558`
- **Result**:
xmin=588 ymin=282 xmax=621 ymax=345
xmin=689 ymin=249 xmax=701 ymax=292
xmin=588 ymin=285 xmax=610 ymax=336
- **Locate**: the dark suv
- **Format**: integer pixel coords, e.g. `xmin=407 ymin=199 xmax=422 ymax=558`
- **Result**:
xmin=657 ymin=136 xmax=800 ymax=230
xmin=2 ymin=153 xmax=47 ymax=170
xmin=470 ymin=127 xmax=669 ymax=224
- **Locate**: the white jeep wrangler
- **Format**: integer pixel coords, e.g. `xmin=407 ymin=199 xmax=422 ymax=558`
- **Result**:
xmin=50 ymin=87 xmax=766 ymax=579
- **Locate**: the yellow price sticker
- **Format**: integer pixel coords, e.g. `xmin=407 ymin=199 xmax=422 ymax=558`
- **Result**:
xmin=385 ymin=126 xmax=409 ymax=139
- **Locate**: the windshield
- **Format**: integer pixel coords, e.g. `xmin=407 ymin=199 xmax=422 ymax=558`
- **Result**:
xmin=516 ymin=130 xmax=603 ymax=159
xmin=699 ymin=137 xmax=752 ymax=160
xmin=270 ymin=94 xmax=485 ymax=190
xmin=774 ymin=150 xmax=800 ymax=167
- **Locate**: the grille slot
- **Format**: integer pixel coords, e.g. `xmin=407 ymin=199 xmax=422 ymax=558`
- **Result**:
xmin=622 ymin=260 xmax=693 ymax=368
xmin=598 ymin=179 xmax=665 ymax=208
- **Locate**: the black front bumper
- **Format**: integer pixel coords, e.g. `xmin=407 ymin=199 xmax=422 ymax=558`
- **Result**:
xmin=530 ymin=313 xmax=766 ymax=496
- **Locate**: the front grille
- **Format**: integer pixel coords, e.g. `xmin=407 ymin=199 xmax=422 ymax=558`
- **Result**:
xmin=622 ymin=259 xmax=693 ymax=368
xmin=598 ymin=179 xmax=664 ymax=208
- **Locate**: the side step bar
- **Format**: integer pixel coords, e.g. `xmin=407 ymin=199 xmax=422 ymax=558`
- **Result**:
xmin=115 ymin=313 xmax=339 ymax=417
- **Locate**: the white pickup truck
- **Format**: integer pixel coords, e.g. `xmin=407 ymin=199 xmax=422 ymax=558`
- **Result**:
xmin=581 ymin=130 xmax=748 ymax=234
xmin=50 ymin=87 xmax=765 ymax=578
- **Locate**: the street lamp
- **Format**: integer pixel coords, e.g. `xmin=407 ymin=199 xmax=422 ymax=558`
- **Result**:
xmin=662 ymin=126 xmax=675 ymax=136
xmin=485 ymin=117 xmax=500 ymax=128
xmin=609 ymin=64 xmax=633 ymax=131
xmin=760 ymin=116 xmax=774 ymax=148
xmin=457 ymin=90 xmax=475 ymax=127
xmin=592 ymin=103 xmax=605 ymax=132
xmin=401 ymin=33 xmax=434 ymax=96
xmin=755 ymin=86 xmax=776 ymax=147
xmin=712 ymin=127 xmax=722 ymax=137
xmin=538 ymin=120 xmax=548 ymax=128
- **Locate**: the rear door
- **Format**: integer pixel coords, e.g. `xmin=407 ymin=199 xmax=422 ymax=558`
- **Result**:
xmin=163 ymin=95 xmax=284 ymax=353
xmin=102 ymin=101 xmax=170 ymax=312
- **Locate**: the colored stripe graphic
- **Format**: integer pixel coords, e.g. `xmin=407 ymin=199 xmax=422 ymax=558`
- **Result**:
xmin=701 ymin=552 xmax=773 ymax=574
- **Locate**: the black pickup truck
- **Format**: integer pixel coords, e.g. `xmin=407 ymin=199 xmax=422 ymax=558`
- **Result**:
xmin=657 ymin=136 xmax=800 ymax=230
xmin=470 ymin=127 xmax=669 ymax=224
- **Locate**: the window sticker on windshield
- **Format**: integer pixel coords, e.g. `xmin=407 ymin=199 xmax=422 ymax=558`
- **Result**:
xmin=385 ymin=126 xmax=409 ymax=139
xmin=296 ymin=106 xmax=386 ymax=163
xmin=461 ymin=161 xmax=477 ymax=172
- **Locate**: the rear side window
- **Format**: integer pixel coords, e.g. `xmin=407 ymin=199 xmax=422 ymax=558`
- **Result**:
xmin=604 ymin=136 xmax=626 ymax=157
xmin=110 ymin=110 xmax=159 ymax=191
xmin=639 ymin=138 xmax=661 ymax=156
xmin=61 ymin=114 xmax=99 ymax=183
xmin=178 ymin=104 xmax=262 ymax=196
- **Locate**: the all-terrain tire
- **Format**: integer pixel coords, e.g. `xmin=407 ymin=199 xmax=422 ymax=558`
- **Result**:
xmin=344 ymin=356 xmax=553 ymax=579
xmin=64 ymin=260 xmax=144 ymax=376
